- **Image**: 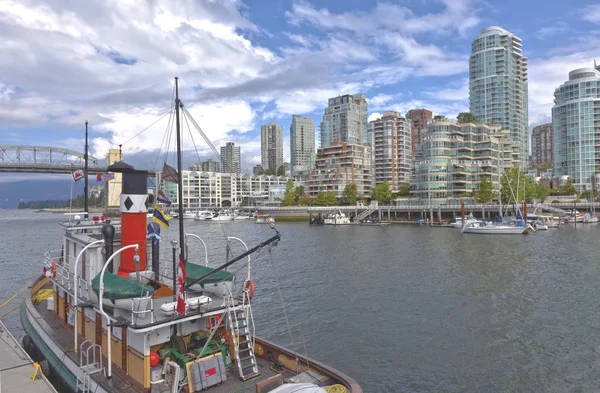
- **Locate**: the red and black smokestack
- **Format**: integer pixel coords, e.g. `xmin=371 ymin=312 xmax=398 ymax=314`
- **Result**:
xmin=107 ymin=161 xmax=148 ymax=277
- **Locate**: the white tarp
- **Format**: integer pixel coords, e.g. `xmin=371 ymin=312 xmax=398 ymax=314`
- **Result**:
xmin=268 ymin=383 xmax=327 ymax=393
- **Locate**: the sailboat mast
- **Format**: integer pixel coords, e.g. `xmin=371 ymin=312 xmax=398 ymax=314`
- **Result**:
xmin=84 ymin=120 xmax=89 ymax=218
xmin=174 ymin=77 xmax=186 ymax=261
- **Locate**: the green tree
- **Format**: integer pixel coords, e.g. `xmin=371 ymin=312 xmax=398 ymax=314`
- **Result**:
xmin=396 ymin=183 xmax=411 ymax=197
xmin=501 ymin=166 xmax=536 ymax=204
xmin=372 ymin=182 xmax=392 ymax=204
xmin=298 ymin=193 xmax=313 ymax=206
xmin=474 ymin=176 xmax=495 ymax=203
xmin=293 ymin=185 xmax=304 ymax=202
xmin=433 ymin=115 xmax=447 ymax=122
xmin=457 ymin=112 xmax=477 ymax=124
xmin=281 ymin=179 xmax=296 ymax=206
xmin=264 ymin=168 xmax=276 ymax=176
xmin=313 ymin=191 xmax=337 ymax=206
xmin=277 ymin=165 xmax=286 ymax=176
xmin=561 ymin=179 xmax=577 ymax=196
xmin=342 ymin=183 xmax=358 ymax=205
xmin=531 ymin=183 xmax=550 ymax=202
xmin=580 ymin=189 xmax=597 ymax=201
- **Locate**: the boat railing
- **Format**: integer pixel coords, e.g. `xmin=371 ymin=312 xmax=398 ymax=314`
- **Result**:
xmin=131 ymin=292 xmax=154 ymax=325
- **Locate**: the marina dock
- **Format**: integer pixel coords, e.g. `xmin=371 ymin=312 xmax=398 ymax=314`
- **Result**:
xmin=0 ymin=320 xmax=57 ymax=393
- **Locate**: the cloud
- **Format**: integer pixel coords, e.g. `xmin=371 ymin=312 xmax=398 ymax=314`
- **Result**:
xmin=286 ymin=0 xmax=479 ymax=36
xmin=424 ymin=79 xmax=469 ymax=101
xmin=582 ymin=5 xmax=600 ymax=23
xmin=528 ymin=37 xmax=600 ymax=126
xmin=535 ymin=21 xmax=568 ymax=39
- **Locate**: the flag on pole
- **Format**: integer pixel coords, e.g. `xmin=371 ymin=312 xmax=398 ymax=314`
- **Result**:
xmin=102 ymin=172 xmax=115 ymax=181
xmin=176 ymin=254 xmax=186 ymax=315
xmin=147 ymin=222 xmax=161 ymax=244
xmin=162 ymin=163 xmax=179 ymax=183
xmin=157 ymin=190 xmax=172 ymax=206
xmin=152 ymin=206 xmax=171 ymax=228
xmin=72 ymin=170 xmax=85 ymax=182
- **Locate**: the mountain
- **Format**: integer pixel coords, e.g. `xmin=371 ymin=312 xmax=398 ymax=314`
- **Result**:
xmin=0 ymin=179 xmax=85 ymax=209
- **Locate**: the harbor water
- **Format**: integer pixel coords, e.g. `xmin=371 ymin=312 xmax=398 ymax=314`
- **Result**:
xmin=2 ymin=209 xmax=600 ymax=392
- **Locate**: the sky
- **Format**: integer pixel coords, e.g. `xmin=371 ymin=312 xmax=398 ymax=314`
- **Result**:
xmin=1 ymin=0 xmax=600 ymax=175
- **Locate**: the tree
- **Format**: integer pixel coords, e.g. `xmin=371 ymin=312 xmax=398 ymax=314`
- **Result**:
xmin=264 ymin=168 xmax=276 ymax=176
xmin=298 ymin=193 xmax=313 ymax=206
xmin=277 ymin=165 xmax=286 ymax=176
xmin=313 ymin=191 xmax=337 ymax=206
xmin=474 ymin=176 xmax=495 ymax=203
xmin=293 ymin=185 xmax=305 ymax=203
xmin=531 ymin=183 xmax=550 ymax=203
xmin=342 ymin=184 xmax=358 ymax=205
xmin=561 ymin=179 xmax=577 ymax=196
xmin=433 ymin=115 xmax=447 ymax=122
xmin=457 ymin=112 xmax=477 ymax=124
xmin=396 ymin=183 xmax=411 ymax=198
xmin=580 ymin=189 xmax=597 ymax=201
xmin=281 ymin=179 xmax=295 ymax=206
xmin=501 ymin=166 xmax=536 ymax=204
xmin=372 ymin=182 xmax=392 ymax=204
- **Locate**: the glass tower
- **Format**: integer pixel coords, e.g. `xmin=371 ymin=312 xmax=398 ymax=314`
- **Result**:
xmin=552 ymin=64 xmax=600 ymax=191
xmin=469 ymin=26 xmax=529 ymax=168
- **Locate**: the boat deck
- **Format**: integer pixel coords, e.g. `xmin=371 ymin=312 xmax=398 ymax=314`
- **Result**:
xmin=31 ymin=286 xmax=299 ymax=393
xmin=0 ymin=320 xmax=58 ymax=393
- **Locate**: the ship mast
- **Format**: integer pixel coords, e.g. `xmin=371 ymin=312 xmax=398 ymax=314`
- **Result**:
xmin=84 ymin=120 xmax=89 ymax=218
xmin=174 ymin=77 xmax=186 ymax=265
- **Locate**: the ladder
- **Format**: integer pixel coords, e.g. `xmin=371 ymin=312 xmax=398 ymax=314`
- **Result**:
xmin=356 ymin=206 xmax=378 ymax=221
xmin=534 ymin=203 xmax=570 ymax=215
xmin=76 ymin=340 xmax=104 ymax=393
xmin=226 ymin=296 xmax=260 ymax=381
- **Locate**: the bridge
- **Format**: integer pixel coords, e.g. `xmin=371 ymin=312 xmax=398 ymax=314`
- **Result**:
xmin=0 ymin=145 xmax=106 ymax=174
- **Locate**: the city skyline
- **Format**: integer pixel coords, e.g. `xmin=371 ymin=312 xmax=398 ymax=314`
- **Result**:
xmin=1 ymin=1 xmax=600 ymax=176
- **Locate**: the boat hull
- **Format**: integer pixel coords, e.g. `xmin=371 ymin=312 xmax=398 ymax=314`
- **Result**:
xmin=462 ymin=226 xmax=527 ymax=235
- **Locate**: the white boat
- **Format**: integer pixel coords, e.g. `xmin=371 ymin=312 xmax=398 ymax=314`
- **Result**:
xmin=194 ymin=210 xmax=214 ymax=220
xmin=462 ymin=221 xmax=529 ymax=235
xmin=583 ymin=212 xmax=599 ymax=223
xmin=173 ymin=210 xmax=196 ymax=219
xmin=212 ymin=211 xmax=234 ymax=221
xmin=451 ymin=215 xmax=480 ymax=228
xmin=324 ymin=210 xmax=351 ymax=225
xmin=537 ymin=215 xmax=557 ymax=229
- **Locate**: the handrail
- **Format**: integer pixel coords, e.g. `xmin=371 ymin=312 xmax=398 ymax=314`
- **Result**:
xmin=99 ymin=244 xmax=139 ymax=379
xmin=185 ymin=233 xmax=208 ymax=266
xmin=73 ymin=239 xmax=104 ymax=353
xmin=227 ymin=236 xmax=251 ymax=281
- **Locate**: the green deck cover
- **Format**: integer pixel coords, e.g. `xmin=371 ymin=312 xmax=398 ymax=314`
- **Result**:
xmin=185 ymin=262 xmax=234 ymax=285
xmin=91 ymin=272 xmax=155 ymax=301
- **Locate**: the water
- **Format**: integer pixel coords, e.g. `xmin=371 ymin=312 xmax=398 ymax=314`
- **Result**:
xmin=2 ymin=209 xmax=600 ymax=392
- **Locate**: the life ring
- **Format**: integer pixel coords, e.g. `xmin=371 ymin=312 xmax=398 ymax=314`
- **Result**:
xmin=244 ymin=280 xmax=255 ymax=301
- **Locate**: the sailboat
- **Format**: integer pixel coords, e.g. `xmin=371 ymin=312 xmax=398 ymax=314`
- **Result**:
xmin=19 ymin=78 xmax=362 ymax=393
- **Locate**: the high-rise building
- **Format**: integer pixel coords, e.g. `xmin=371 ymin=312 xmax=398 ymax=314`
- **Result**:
xmin=261 ymin=122 xmax=283 ymax=172
xmin=406 ymin=109 xmax=432 ymax=155
xmin=552 ymin=64 xmax=600 ymax=191
xmin=306 ymin=142 xmax=371 ymax=198
xmin=469 ymin=26 xmax=529 ymax=168
xmin=368 ymin=111 xmax=412 ymax=190
xmin=413 ymin=121 xmax=521 ymax=205
xmin=220 ymin=142 xmax=240 ymax=174
xmin=531 ymin=123 xmax=553 ymax=169
xmin=319 ymin=94 xmax=368 ymax=147
xmin=290 ymin=115 xmax=316 ymax=177
xmin=253 ymin=164 xmax=263 ymax=175
xmin=190 ymin=159 xmax=221 ymax=173
xmin=106 ymin=148 xmax=123 ymax=207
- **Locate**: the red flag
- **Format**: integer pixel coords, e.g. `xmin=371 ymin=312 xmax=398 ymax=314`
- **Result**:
xmin=176 ymin=254 xmax=186 ymax=315
xmin=162 ymin=162 xmax=179 ymax=183
xmin=72 ymin=169 xmax=84 ymax=182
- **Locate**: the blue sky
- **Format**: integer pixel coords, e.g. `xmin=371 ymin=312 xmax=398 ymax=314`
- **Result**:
xmin=1 ymin=0 xmax=600 ymax=175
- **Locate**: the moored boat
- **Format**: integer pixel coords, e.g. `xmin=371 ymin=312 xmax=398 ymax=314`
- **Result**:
xmin=255 ymin=213 xmax=275 ymax=224
xmin=20 ymin=79 xmax=361 ymax=393
xmin=324 ymin=210 xmax=351 ymax=225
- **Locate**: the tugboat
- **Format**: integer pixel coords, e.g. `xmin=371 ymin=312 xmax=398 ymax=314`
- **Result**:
xmin=20 ymin=78 xmax=361 ymax=393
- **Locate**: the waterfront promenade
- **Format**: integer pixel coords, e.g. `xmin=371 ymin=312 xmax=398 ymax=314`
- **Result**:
xmin=0 ymin=320 xmax=57 ymax=393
